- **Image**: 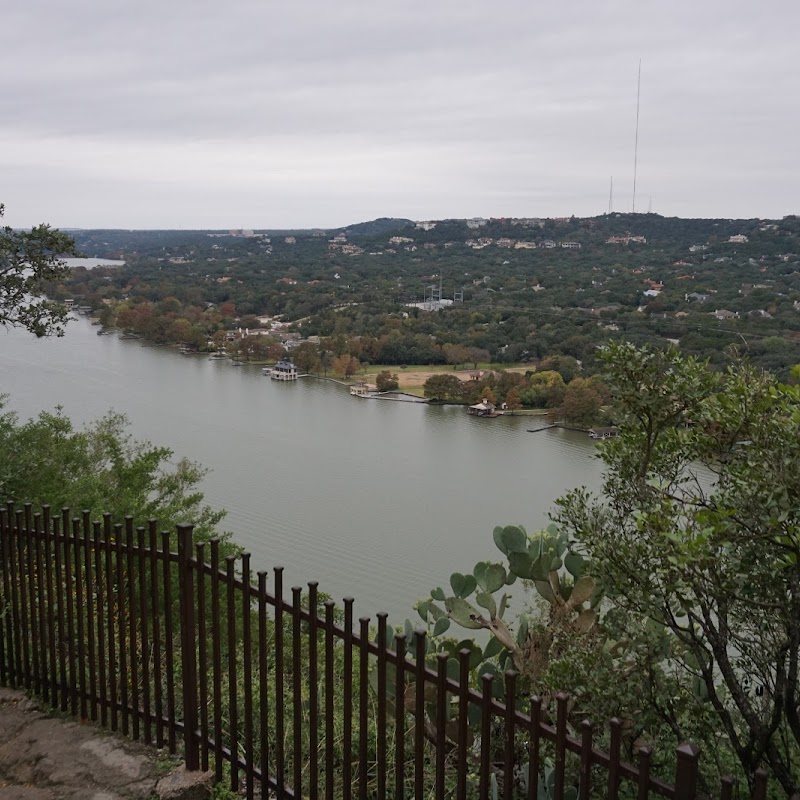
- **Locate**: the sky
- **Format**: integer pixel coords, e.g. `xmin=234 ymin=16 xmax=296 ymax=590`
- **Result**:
xmin=1 ymin=1 xmax=798 ymax=229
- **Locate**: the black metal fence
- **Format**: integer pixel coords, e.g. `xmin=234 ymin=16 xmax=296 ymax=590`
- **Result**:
xmin=0 ymin=502 xmax=772 ymax=799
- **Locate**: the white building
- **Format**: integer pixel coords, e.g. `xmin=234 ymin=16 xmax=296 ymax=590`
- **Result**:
xmin=271 ymin=359 xmax=299 ymax=381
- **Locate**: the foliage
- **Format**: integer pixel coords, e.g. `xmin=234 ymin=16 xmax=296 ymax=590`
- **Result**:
xmin=0 ymin=399 xmax=227 ymax=545
xmin=555 ymin=343 xmax=800 ymax=797
xmin=375 ymin=370 xmax=399 ymax=392
xmin=62 ymin=214 xmax=800 ymax=377
xmin=416 ymin=345 xmax=800 ymax=796
xmin=556 ymin=376 xmax=607 ymax=425
xmin=422 ymin=373 xmax=465 ymax=402
xmin=504 ymin=386 xmax=522 ymax=412
xmin=0 ymin=203 xmax=77 ymax=336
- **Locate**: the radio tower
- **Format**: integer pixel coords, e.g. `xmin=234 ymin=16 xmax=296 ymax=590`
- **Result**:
xmin=632 ymin=59 xmax=642 ymax=213
xmin=608 ymin=176 xmax=614 ymax=214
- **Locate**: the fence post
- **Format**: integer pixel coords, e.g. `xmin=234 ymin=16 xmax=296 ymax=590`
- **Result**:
xmin=177 ymin=524 xmax=199 ymax=771
xmin=0 ymin=508 xmax=7 ymax=687
xmin=674 ymin=743 xmax=700 ymax=799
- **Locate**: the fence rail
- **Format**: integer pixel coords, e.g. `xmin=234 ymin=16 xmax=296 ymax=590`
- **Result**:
xmin=0 ymin=502 xmax=771 ymax=799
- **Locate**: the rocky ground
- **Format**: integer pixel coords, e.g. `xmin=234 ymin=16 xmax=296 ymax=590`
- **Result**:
xmin=0 ymin=688 xmax=213 ymax=800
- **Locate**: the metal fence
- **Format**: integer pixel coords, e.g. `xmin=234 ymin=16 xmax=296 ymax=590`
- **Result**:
xmin=0 ymin=502 xmax=772 ymax=799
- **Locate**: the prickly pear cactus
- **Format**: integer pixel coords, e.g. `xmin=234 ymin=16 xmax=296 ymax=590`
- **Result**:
xmin=415 ymin=523 xmax=602 ymax=680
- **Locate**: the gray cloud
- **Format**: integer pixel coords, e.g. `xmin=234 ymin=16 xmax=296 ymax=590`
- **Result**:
xmin=1 ymin=0 xmax=797 ymax=227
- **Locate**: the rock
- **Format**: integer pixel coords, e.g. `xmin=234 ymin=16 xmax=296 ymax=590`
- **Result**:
xmin=0 ymin=688 xmax=159 ymax=799
xmin=155 ymin=766 xmax=214 ymax=800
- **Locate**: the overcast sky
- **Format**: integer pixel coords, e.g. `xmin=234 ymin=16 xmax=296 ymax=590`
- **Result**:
xmin=1 ymin=1 xmax=797 ymax=229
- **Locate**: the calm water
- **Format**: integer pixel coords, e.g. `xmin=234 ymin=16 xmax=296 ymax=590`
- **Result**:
xmin=62 ymin=257 xmax=126 ymax=269
xmin=0 ymin=319 xmax=603 ymax=621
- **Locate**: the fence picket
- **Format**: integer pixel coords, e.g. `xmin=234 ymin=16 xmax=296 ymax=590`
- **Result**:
xmin=17 ymin=509 xmax=30 ymax=693
xmin=126 ymin=521 xmax=139 ymax=740
xmin=94 ymin=521 xmax=107 ymax=727
xmin=178 ymin=524 xmax=199 ymax=771
xmin=226 ymin=556 xmax=239 ymax=792
xmin=210 ymin=539 xmax=223 ymax=781
xmin=150 ymin=522 xmax=163 ymax=747
xmin=308 ymin=581 xmax=319 ymax=800
xmin=0 ymin=509 xmax=12 ymax=688
xmin=342 ymin=597 xmax=354 ymax=800
xmin=138 ymin=527 xmax=151 ymax=744
xmin=195 ymin=542 xmax=208 ymax=770
xmin=104 ymin=514 xmax=117 ymax=729
xmin=34 ymin=514 xmax=47 ymax=701
xmin=258 ymin=571 xmax=270 ymax=800
xmin=83 ymin=513 xmax=97 ymax=722
xmin=274 ymin=567 xmax=286 ymax=799
xmin=115 ymin=523 xmax=129 ymax=734
xmin=162 ymin=530 xmax=176 ymax=753
xmin=241 ymin=554 xmax=254 ymax=800
xmin=73 ymin=517 xmax=86 ymax=720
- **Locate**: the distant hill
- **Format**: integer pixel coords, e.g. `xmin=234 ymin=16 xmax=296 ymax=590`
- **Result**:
xmin=339 ymin=217 xmax=414 ymax=236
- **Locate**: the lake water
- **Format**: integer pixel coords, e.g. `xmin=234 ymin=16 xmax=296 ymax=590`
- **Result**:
xmin=62 ymin=257 xmax=126 ymax=269
xmin=0 ymin=318 xmax=603 ymax=622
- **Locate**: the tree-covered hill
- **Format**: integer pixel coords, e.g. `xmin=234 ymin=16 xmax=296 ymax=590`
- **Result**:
xmin=60 ymin=212 xmax=800 ymax=377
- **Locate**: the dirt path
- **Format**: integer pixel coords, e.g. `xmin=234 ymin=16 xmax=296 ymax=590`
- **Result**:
xmin=0 ymin=688 xmax=209 ymax=800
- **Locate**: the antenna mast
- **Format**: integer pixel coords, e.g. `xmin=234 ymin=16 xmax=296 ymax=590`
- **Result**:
xmin=632 ymin=59 xmax=642 ymax=213
xmin=608 ymin=176 xmax=614 ymax=214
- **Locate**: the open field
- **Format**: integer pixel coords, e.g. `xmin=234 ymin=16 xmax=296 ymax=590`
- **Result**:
xmin=357 ymin=363 xmax=533 ymax=393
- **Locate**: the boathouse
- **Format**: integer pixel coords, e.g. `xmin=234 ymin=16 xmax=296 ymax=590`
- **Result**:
xmin=467 ymin=399 xmax=498 ymax=418
xmin=350 ymin=382 xmax=376 ymax=397
xmin=588 ymin=427 xmax=618 ymax=439
xmin=271 ymin=359 xmax=298 ymax=381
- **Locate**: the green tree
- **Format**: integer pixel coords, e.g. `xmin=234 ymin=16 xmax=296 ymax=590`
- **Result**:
xmin=443 ymin=343 xmax=470 ymax=369
xmin=520 ymin=370 xmax=565 ymax=408
xmin=468 ymin=347 xmax=490 ymax=369
xmin=375 ymin=370 xmax=399 ymax=392
xmin=0 ymin=204 xmax=77 ymax=336
xmin=539 ymin=355 xmax=580 ymax=383
xmin=293 ymin=341 xmax=321 ymax=374
xmin=423 ymin=373 xmax=464 ymax=402
xmin=332 ymin=354 xmax=351 ymax=378
xmin=555 ymin=343 xmax=800 ymax=796
xmin=557 ymin=377 xmax=603 ymax=425
xmin=0 ymin=401 xmax=226 ymax=545
xmin=212 ymin=330 xmax=227 ymax=352
xmin=504 ymin=386 xmax=522 ymax=413
xmin=319 ymin=349 xmax=333 ymax=376
xmin=344 ymin=356 xmax=359 ymax=379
